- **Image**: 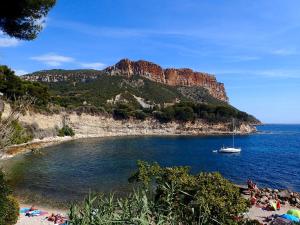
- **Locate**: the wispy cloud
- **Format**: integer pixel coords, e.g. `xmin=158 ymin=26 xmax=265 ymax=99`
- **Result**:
xmin=80 ymin=62 xmax=106 ymax=70
xmin=215 ymin=68 xmax=300 ymax=78
xmin=271 ymin=48 xmax=298 ymax=56
xmin=225 ymin=55 xmax=260 ymax=62
xmin=14 ymin=69 xmax=29 ymax=76
xmin=30 ymin=53 xmax=74 ymax=66
xmin=0 ymin=32 xmax=19 ymax=47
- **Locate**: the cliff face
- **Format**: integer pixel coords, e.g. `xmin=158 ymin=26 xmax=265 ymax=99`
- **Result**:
xmin=22 ymin=70 xmax=102 ymax=83
xmin=1 ymin=103 xmax=255 ymax=141
xmin=105 ymin=59 xmax=228 ymax=102
xmin=22 ymin=59 xmax=228 ymax=102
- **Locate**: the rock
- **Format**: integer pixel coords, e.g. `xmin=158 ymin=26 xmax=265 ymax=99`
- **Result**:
xmin=278 ymin=190 xmax=291 ymax=199
xmin=267 ymin=188 xmax=273 ymax=192
xmin=104 ymin=59 xmax=229 ymax=102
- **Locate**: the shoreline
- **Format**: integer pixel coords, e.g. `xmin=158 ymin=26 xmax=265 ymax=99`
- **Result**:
xmin=1 ymin=128 xmax=256 ymax=159
xmin=16 ymin=186 xmax=300 ymax=225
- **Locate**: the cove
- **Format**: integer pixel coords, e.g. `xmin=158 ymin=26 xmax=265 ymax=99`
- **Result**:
xmin=1 ymin=124 xmax=300 ymax=205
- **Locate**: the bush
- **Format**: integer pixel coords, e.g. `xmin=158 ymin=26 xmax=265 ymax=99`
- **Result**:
xmin=10 ymin=120 xmax=33 ymax=145
xmin=133 ymin=110 xmax=147 ymax=120
xmin=69 ymin=162 xmax=249 ymax=225
xmin=0 ymin=170 xmax=19 ymax=225
xmin=58 ymin=125 xmax=75 ymax=137
xmin=174 ymin=106 xmax=195 ymax=122
xmin=129 ymin=161 xmax=248 ymax=225
xmin=112 ymin=108 xmax=129 ymax=120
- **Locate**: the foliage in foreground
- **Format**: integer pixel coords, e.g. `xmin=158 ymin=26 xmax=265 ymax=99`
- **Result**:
xmin=0 ymin=0 xmax=56 ymax=40
xmin=68 ymin=161 xmax=255 ymax=225
xmin=0 ymin=170 xmax=19 ymax=225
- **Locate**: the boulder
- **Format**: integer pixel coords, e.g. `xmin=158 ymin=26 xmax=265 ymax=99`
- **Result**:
xmin=278 ymin=190 xmax=291 ymax=199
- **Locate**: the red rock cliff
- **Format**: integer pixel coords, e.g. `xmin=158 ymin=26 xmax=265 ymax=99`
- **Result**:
xmin=105 ymin=59 xmax=228 ymax=102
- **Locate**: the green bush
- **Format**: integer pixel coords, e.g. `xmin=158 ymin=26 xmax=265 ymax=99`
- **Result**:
xmin=10 ymin=120 xmax=33 ymax=145
xmin=133 ymin=110 xmax=147 ymax=120
xmin=174 ymin=106 xmax=195 ymax=122
xmin=0 ymin=170 xmax=19 ymax=225
xmin=129 ymin=161 xmax=248 ymax=225
xmin=69 ymin=162 xmax=249 ymax=225
xmin=58 ymin=125 xmax=75 ymax=137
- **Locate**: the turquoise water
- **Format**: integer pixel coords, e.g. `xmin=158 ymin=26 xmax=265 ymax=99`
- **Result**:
xmin=1 ymin=124 xmax=300 ymax=204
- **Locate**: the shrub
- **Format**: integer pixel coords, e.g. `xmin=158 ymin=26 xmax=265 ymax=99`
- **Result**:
xmin=10 ymin=120 xmax=33 ymax=145
xmin=112 ymin=108 xmax=129 ymax=120
xmin=58 ymin=125 xmax=75 ymax=137
xmin=133 ymin=110 xmax=147 ymax=120
xmin=174 ymin=106 xmax=195 ymax=122
xmin=129 ymin=161 xmax=248 ymax=225
xmin=0 ymin=170 xmax=19 ymax=225
xmin=69 ymin=161 xmax=249 ymax=225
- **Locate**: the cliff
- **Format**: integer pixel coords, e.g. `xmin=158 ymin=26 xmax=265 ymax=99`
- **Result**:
xmin=1 ymin=103 xmax=256 ymax=158
xmin=22 ymin=59 xmax=228 ymax=102
xmin=105 ymin=59 xmax=228 ymax=102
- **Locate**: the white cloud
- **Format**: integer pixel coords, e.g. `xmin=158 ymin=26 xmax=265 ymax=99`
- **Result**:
xmin=271 ymin=48 xmax=297 ymax=56
xmin=14 ymin=69 xmax=29 ymax=76
xmin=215 ymin=69 xmax=300 ymax=78
xmin=0 ymin=36 xmax=19 ymax=47
xmin=80 ymin=62 xmax=106 ymax=70
xmin=31 ymin=53 xmax=74 ymax=66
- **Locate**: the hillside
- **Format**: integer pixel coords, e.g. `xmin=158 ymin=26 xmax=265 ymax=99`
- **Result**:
xmin=22 ymin=58 xmax=228 ymax=102
xmin=19 ymin=59 xmax=259 ymax=124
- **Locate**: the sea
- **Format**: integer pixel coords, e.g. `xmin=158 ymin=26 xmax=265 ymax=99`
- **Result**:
xmin=1 ymin=124 xmax=299 ymax=205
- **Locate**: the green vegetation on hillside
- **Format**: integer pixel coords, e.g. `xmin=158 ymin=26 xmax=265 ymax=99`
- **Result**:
xmin=1 ymin=67 xmax=258 ymax=124
xmin=47 ymin=75 xmax=189 ymax=107
xmin=0 ymin=66 xmax=50 ymax=107
xmin=69 ymin=161 xmax=258 ymax=225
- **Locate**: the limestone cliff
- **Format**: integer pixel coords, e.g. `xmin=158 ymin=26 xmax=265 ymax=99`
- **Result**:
xmin=22 ymin=59 xmax=228 ymax=102
xmin=105 ymin=59 xmax=228 ymax=102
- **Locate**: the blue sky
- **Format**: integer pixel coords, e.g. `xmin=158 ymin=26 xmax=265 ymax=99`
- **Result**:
xmin=1 ymin=0 xmax=300 ymax=123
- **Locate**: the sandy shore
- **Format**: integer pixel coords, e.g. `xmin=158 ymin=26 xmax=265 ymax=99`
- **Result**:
xmin=16 ymin=202 xmax=298 ymax=225
xmin=17 ymin=204 xmax=68 ymax=225
xmin=246 ymin=203 xmax=297 ymax=224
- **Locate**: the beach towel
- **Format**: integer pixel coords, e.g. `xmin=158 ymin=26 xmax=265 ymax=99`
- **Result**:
xmin=280 ymin=214 xmax=300 ymax=223
xmin=20 ymin=208 xmax=48 ymax=217
xmin=20 ymin=208 xmax=30 ymax=213
xmin=287 ymin=209 xmax=300 ymax=218
xmin=272 ymin=217 xmax=292 ymax=225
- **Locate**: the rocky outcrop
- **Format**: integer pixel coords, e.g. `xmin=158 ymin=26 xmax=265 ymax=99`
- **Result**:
xmin=105 ymin=59 xmax=228 ymax=102
xmin=22 ymin=70 xmax=102 ymax=83
xmin=22 ymin=59 xmax=228 ymax=102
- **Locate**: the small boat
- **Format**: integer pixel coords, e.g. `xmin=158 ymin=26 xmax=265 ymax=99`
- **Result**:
xmin=219 ymin=119 xmax=241 ymax=153
xmin=219 ymin=147 xmax=241 ymax=153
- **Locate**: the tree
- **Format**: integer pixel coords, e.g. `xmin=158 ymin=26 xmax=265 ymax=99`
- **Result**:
xmin=0 ymin=170 xmax=19 ymax=225
xmin=0 ymin=0 xmax=56 ymax=40
xmin=129 ymin=161 xmax=249 ymax=225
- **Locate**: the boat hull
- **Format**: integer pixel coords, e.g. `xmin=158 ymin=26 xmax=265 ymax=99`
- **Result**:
xmin=219 ymin=147 xmax=241 ymax=153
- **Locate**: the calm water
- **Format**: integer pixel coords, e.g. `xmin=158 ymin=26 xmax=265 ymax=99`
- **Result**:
xmin=1 ymin=124 xmax=300 ymax=204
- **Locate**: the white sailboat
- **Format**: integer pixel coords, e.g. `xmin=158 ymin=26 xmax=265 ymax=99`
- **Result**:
xmin=219 ymin=119 xmax=241 ymax=153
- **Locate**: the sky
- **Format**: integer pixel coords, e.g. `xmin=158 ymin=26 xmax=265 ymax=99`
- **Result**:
xmin=1 ymin=0 xmax=300 ymax=124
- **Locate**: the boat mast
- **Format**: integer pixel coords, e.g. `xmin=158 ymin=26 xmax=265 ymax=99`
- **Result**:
xmin=232 ymin=118 xmax=235 ymax=147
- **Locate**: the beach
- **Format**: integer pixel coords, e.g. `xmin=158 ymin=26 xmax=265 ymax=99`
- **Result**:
xmin=17 ymin=204 xmax=67 ymax=225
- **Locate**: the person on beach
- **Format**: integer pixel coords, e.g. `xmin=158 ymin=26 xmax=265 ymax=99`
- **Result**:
xmin=29 ymin=205 xmax=37 ymax=211
xmin=250 ymin=193 xmax=257 ymax=205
